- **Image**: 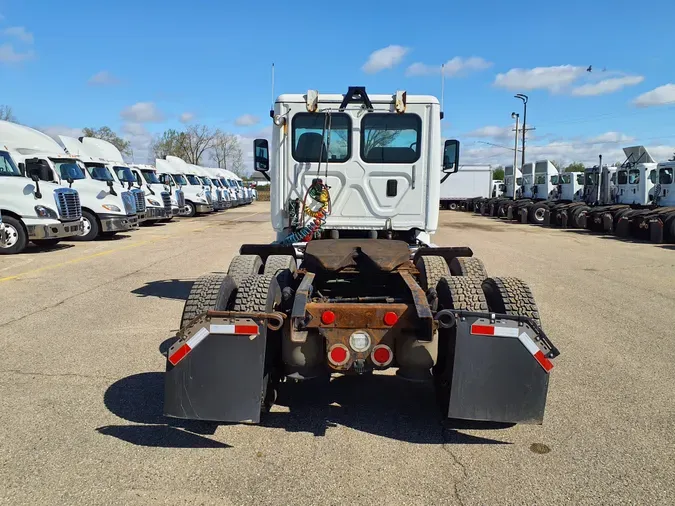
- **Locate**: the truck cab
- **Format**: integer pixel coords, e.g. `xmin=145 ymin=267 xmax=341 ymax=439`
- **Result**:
xmin=615 ymin=163 xmax=656 ymax=205
xmin=0 ymin=145 xmax=83 ymax=254
xmin=533 ymin=160 xmax=558 ymax=200
xmin=652 ymin=162 xmax=675 ymax=207
xmin=133 ymin=164 xmax=183 ymax=219
xmin=559 ymin=172 xmax=584 ymax=201
xmin=521 ymin=163 xmax=534 ymax=199
xmin=189 ymin=164 xmax=224 ymax=211
xmin=256 ymin=88 xmax=443 ymax=244
xmin=162 ymin=156 xmax=214 ymax=217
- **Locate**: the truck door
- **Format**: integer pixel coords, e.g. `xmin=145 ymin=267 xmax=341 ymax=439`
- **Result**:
xmin=292 ymin=108 xmax=427 ymax=229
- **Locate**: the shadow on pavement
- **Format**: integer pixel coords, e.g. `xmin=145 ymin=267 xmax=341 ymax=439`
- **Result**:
xmin=102 ymin=371 xmax=510 ymax=448
xmin=131 ymin=279 xmax=194 ymax=300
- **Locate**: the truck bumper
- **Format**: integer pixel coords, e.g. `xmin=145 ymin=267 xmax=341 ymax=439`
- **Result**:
xmin=195 ymin=203 xmax=214 ymax=213
xmin=100 ymin=214 xmax=139 ymax=232
xmin=144 ymin=207 xmax=171 ymax=220
xmin=27 ymin=219 xmax=84 ymax=240
xmin=171 ymin=206 xmax=180 ymax=217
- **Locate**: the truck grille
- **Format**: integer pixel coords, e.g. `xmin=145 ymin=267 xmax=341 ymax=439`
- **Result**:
xmin=205 ymin=191 xmax=212 ymax=204
xmin=176 ymin=190 xmax=185 ymax=208
xmin=132 ymin=189 xmax=146 ymax=213
xmin=54 ymin=189 xmax=82 ymax=220
xmin=215 ymin=189 xmax=222 ymax=202
xmin=161 ymin=192 xmax=171 ymax=210
xmin=121 ymin=191 xmax=137 ymax=215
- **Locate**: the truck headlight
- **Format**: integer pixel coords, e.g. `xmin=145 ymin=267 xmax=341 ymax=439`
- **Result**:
xmin=102 ymin=204 xmax=121 ymax=212
xmin=35 ymin=205 xmax=59 ymax=219
xmin=148 ymin=199 xmax=161 ymax=206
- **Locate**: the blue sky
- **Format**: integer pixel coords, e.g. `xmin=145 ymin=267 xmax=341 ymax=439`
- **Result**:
xmin=2 ymin=0 xmax=675 ymax=169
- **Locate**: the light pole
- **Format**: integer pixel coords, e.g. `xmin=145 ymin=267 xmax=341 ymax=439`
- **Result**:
xmin=515 ymin=93 xmax=528 ymax=168
xmin=511 ymin=112 xmax=519 ymax=199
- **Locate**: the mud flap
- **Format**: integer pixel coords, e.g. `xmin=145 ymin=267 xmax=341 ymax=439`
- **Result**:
xmin=650 ymin=218 xmax=664 ymax=243
xmin=164 ymin=316 xmax=268 ymax=423
xmin=615 ymin=216 xmax=630 ymax=237
xmin=543 ymin=209 xmax=551 ymax=226
xmin=519 ymin=207 xmax=529 ymax=224
xmin=602 ymin=213 xmax=614 ymax=233
xmin=444 ymin=316 xmax=555 ymax=424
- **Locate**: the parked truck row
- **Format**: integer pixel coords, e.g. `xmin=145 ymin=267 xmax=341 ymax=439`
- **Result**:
xmin=0 ymin=120 xmax=256 ymax=255
xmin=445 ymin=146 xmax=675 ymax=244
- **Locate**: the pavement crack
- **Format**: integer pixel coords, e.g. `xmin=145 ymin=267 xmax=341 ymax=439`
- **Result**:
xmin=441 ymin=423 xmax=469 ymax=506
xmin=0 ymin=369 xmax=117 ymax=381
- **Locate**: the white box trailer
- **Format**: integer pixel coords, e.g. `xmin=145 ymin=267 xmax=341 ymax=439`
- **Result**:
xmin=439 ymin=164 xmax=494 ymax=210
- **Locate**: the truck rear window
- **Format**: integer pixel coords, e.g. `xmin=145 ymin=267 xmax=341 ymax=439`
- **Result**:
xmin=292 ymin=113 xmax=351 ymax=163
xmin=617 ymin=171 xmax=628 ymax=184
xmin=360 ymin=113 xmax=421 ymax=164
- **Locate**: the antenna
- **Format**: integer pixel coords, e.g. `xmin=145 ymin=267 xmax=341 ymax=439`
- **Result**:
xmin=269 ymin=63 xmax=275 ymax=119
xmin=440 ymin=63 xmax=445 ymax=120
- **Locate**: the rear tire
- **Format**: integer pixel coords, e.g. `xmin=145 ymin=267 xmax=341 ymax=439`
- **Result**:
xmin=233 ymin=274 xmax=282 ymax=413
xmin=227 ymin=254 xmax=263 ymax=286
xmin=180 ymin=273 xmax=237 ymax=329
xmin=482 ymin=277 xmax=542 ymax=329
xmin=449 ymin=257 xmax=488 ymax=280
xmin=416 ymin=255 xmax=450 ymax=291
xmin=263 ymin=255 xmax=297 ymax=276
xmin=0 ymin=216 xmax=28 ymax=255
xmin=529 ymin=202 xmax=548 ymax=224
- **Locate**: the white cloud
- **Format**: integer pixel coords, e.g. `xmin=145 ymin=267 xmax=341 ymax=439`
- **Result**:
xmin=234 ymin=114 xmax=260 ymax=127
xmin=362 ymin=45 xmax=409 ymax=74
xmin=120 ymin=102 xmax=164 ymax=123
xmin=494 ymin=65 xmax=586 ymax=92
xmin=88 ymin=71 xmax=120 ymax=86
xmin=586 ymin=132 xmax=634 ymax=143
xmin=179 ymin=112 xmax=195 ymax=123
xmin=633 ymin=84 xmax=675 ymax=107
xmin=0 ymin=43 xmax=35 ymax=63
xmin=2 ymin=26 xmax=33 ymax=44
xmin=571 ymin=75 xmax=644 ymax=96
xmin=406 ymin=56 xmax=492 ymax=77
xmin=467 ymin=125 xmax=514 ymax=140
xmin=121 ymin=123 xmax=154 ymax=163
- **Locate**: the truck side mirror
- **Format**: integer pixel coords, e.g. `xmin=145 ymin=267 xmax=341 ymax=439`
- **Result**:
xmin=26 ymin=158 xmax=52 ymax=183
xmin=442 ymin=139 xmax=460 ymax=174
xmin=254 ymin=139 xmax=270 ymax=173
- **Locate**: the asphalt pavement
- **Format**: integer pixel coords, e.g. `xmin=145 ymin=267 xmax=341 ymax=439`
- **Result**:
xmin=1 ymin=202 xmax=673 ymax=505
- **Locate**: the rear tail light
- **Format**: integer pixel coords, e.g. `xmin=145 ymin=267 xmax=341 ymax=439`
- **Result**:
xmin=328 ymin=344 xmax=350 ymax=366
xmin=383 ymin=311 xmax=398 ymax=326
xmin=371 ymin=344 xmax=393 ymax=367
xmin=321 ymin=310 xmax=336 ymax=325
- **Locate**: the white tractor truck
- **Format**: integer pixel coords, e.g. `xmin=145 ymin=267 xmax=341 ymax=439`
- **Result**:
xmin=585 ymin=147 xmax=657 ymax=235
xmin=477 ymin=164 xmax=523 ymax=217
xmin=203 ymin=167 xmax=232 ymax=209
xmin=164 ymin=87 xmax=559 ymax=425
xmin=513 ymin=161 xmax=561 ymax=224
xmin=643 ymin=161 xmax=675 ymax=243
xmin=542 ymin=171 xmax=585 ymax=226
xmin=189 ymin=164 xmax=226 ymax=211
xmin=130 ymin=163 xmax=184 ymax=220
xmin=163 ymin=156 xmax=214 ymax=216
xmin=0 ymin=145 xmax=83 ymax=254
xmin=1 ymin=121 xmax=139 ymax=242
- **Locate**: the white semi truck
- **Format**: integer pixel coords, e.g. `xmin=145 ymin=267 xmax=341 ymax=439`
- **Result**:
xmin=1 ymin=121 xmax=139 ymax=242
xmin=164 ymin=86 xmax=559 ymax=425
xmin=164 ymin=156 xmax=214 ymax=217
xmin=0 ymin=145 xmax=83 ymax=254
xmin=131 ymin=163 xmax=184 ymax=220
xmin=188 ymin=164 xmax=226 ymax=211
xmin=477 ymin=164 xmax=523 ymax=217
xmin=438 ymin=164 xmax=496 ymax=210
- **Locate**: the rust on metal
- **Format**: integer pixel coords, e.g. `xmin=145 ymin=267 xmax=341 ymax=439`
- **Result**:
xmin=204 ymin=310 xmax=286 ymax=330
xmin=305 ymin=302 xmax=412 ymax=329
xmin=303 ymin=239 xmax=411 ymax=272
xmin=399 ymin=270 xmax=435 ymax=341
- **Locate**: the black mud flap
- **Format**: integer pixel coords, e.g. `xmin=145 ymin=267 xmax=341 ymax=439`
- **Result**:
xmin=543 ymin=209 xmax=551 ymax=226
xmin=650 ymin=218 xmax=664 ymax=243
xmin=519 ymin=207 xmax=529 ymax=224
xmin=445 ymin=315 xmax=556 ymax=424
xmin=164 ymin=316 xmax=268 ymax=423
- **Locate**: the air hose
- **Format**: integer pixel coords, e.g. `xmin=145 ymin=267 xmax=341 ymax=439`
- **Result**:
xmin=276 ymin=178 xmax=331 ymax=245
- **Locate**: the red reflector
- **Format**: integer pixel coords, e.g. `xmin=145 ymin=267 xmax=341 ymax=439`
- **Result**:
xmin=168 ymin=343 xmax=190 ymax=366
xmin=234 ymin=324 xmax=259 ymax=335
xmin=321 ymin=310 xmax=336 ymax=325
xmin=383 ymin=312 xmax=398 ymax=326
xmin=372 ymin=346 xmax=392 ymax=366
xmin=534 ymin=350 xmax=554 ymax=372
xmin=328 ymin=344 xmax=349 ymax=366
xmin=471 ymin=324 xmax=495 ymax=336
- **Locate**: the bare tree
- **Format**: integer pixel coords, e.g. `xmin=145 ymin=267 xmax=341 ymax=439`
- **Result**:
xmin=180 ymin=124 xmax=216 ymax=164
xmin=211 ymin=130 xmax=245 ymax=176
xmin=0 ymin=105 xmax=18 ymax=123
xmin=151 ymin=129 xmax=185 ymax=159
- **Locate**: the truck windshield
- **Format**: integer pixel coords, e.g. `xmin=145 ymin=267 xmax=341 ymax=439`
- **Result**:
xmin=211 ymin=179 xmax=221 ymax=187
xmin=85 ymin=163 xmax=114 ymax=181
xmin=220 ymin=178 xmax=229 ymax=187
xmin=141 ymin=170 xmax=161 ymax=184
xmin=52 ymin=160 xmax=86 ymax=180
xmin=186 ymin=174 xmax=201 ymax=185
xmin=172 ymin=174 xmax=188 ymax=185
xmin=237 ymin=180 xmax=243 ymax=187
xmin=576 ymin=174 xmax=584 ymax=185
xmin=113 ymin=166 xmax=136 ymax=183
xmin=200 ymin=177 xmax=212 ymax=186
xmin=0 ymin=151 xmax=21 ymax=176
